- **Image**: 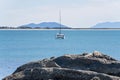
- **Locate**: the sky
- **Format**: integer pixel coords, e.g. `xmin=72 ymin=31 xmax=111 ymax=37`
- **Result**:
xmin=0 ymin=0 xmax=120 ymax=28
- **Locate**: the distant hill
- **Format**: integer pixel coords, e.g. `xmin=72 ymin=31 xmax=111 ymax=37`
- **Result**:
xmin=92 ymin=22 xmax=120 ymax=28
xmin=19 ymin=22 xmax=71 ymax=29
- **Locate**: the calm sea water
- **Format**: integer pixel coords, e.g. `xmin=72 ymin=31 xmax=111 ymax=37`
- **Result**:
xmin=0 ymin=29 xmax=120 ymax=79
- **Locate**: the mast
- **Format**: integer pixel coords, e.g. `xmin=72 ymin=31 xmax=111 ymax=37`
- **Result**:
xmin=59 ymin=10 xmax=61 ymax=34
xmin=56 ymin=9 xmax=65 ymax=39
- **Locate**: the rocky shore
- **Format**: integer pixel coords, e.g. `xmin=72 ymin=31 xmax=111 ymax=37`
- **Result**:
xmin=3 ymin=51 xmax=120 ymax=80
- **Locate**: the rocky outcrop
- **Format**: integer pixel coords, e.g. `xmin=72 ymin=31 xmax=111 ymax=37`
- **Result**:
xmin=3 ymin=51 xmax=120 ymax=80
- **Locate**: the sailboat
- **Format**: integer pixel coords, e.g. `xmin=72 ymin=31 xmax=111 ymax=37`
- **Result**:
xmin=56 ymin=10 xmax=65 ymax=39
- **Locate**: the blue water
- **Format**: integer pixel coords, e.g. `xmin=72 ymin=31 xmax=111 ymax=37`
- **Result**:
xmin=0 ymin=29 xmax=120 ymax=79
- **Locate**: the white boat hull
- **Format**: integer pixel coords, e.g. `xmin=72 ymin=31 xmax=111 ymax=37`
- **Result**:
xmin=56 ymin=33 xmax=65 ymax=39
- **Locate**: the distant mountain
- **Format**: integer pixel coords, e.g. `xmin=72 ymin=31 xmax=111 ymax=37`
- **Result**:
xmin=19 ymin=22 xmax=71 ymax=29
xmin=92 ymin=22 xmax=120 ymax=28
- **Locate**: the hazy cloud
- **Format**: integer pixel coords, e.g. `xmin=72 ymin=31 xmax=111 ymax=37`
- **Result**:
xmin=0 ymin=0 xmax=120 ymax=28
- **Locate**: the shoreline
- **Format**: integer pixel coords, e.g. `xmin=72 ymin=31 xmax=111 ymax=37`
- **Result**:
xmin=1 ymin=28 xmax=120 ymax=30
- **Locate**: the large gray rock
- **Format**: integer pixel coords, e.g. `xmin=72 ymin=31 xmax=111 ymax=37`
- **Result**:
xmin=3 ymin=51 xmax=120 ymax=80
xmin=3 ymin=68 xmax=120 ymax=80
xmin=53 ymin=51 xmax=120 ymax=76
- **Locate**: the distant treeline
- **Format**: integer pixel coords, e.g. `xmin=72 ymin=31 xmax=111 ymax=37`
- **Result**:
xmin=0 ymin=26 xmax=16 ymax=29
xmin=0 ymin=26 xmax=71 ymax=29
